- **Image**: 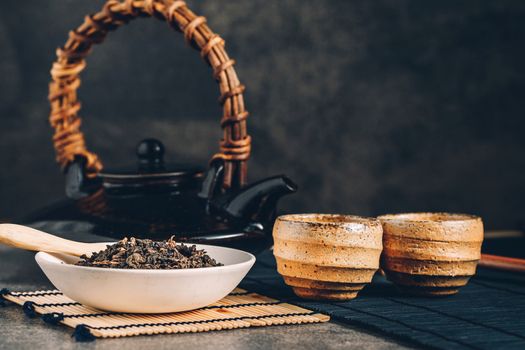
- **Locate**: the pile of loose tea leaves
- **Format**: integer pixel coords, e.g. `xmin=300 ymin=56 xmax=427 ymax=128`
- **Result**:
xmin=76 ymin=237 xmax=223 ymax=269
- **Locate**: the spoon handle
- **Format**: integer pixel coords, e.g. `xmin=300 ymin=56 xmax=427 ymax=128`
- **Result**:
xmin=0 ymin=224 xmax=100 ymax=257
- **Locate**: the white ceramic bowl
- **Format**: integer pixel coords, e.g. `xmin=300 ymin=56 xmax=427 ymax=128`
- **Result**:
xmin=35 ymin=244 xmax=255 ymax=313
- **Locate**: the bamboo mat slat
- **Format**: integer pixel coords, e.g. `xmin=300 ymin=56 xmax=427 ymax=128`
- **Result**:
xmin=1 ymin=288 xmax=329 ymax=340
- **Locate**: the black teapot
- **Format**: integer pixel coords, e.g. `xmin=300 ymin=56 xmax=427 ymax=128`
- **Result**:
xmin=24 ymin=138 xmax=296 ymax=254
xmin=21 ymin=0 xmax=297 ymax=254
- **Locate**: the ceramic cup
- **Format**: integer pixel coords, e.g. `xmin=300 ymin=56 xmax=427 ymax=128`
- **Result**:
xmin=273 ymin=214 xmax=383 ymax=300
xmin=378 ymin=213 xmax=484 ymax=296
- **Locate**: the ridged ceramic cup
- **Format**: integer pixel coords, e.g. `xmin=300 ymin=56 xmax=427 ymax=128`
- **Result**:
xmin=273 ymin=214 xmax=383 ymax=301
xmin=378 ymin=213 xmax=484 ymax=296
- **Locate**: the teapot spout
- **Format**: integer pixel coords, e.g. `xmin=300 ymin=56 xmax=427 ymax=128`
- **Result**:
xmin=216 ymin=175 xmax=298 ymax=221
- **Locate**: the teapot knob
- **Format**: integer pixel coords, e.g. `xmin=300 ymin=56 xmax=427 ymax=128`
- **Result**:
xmin=137 ymin=138 xmax=165 ymax=169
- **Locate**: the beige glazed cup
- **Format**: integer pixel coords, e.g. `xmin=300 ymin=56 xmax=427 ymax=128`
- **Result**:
xmin=378 ymin=213 xmax=484 ymax=296
xmin=273 ymin=214 xmax=383 ymax=300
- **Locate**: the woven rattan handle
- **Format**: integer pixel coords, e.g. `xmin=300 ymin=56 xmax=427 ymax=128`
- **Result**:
xmin=49 ymin=0 xmax=250 ymax=189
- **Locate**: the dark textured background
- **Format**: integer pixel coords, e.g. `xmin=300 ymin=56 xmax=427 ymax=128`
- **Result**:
xmin=0 ymin=0 xmax=524 ymax=229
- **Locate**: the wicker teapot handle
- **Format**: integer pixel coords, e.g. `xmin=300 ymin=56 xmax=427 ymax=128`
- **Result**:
xmin=48 ymin=0 xmax=250 ymax=189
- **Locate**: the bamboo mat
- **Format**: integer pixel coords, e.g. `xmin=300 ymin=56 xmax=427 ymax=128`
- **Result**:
xmin=242 ymin=252 xmax=525 ymax=350
xmin=1 ymin=288 xmax=329 ymax=341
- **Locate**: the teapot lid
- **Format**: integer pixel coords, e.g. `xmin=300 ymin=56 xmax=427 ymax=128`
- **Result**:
xmin=98 ymin=138 xmax=204 ymax=185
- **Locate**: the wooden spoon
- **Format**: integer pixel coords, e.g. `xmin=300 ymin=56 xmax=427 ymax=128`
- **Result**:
xmin=0 ymin=224 xmax=109 ymax=257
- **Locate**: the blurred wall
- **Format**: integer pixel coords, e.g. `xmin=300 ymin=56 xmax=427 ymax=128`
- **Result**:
xmin=0 ymin=0 xmax=524 ymax=229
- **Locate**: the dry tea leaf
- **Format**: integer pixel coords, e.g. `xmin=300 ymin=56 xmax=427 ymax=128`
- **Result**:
xmin=76 ymin=236 xmax=222 ymax=269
